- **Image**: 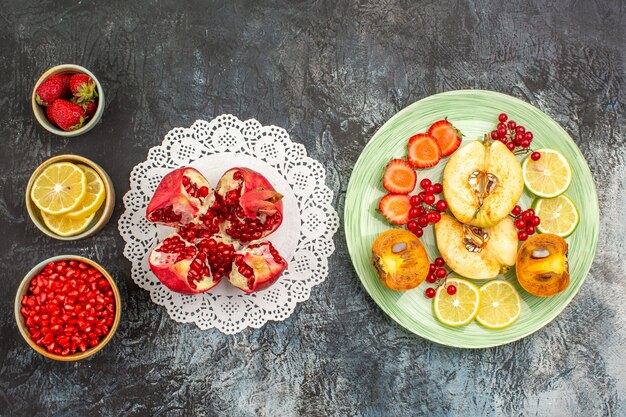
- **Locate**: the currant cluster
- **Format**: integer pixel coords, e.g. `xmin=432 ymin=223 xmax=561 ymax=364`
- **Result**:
xmin=492 ymin=113 xmax=541 ymax=161
xmin=424 ymin=257 xmax=456 ymax=298
xmin=406 ymin=179 xmax=448 ymax=237
xmin=510 ymin=205 xmax=541 ymax=241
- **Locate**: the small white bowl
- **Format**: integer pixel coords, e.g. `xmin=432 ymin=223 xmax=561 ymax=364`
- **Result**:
xmin=31 ymin=64 xmax=105 ymax=137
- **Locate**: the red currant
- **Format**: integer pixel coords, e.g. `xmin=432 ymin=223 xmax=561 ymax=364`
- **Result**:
xmin=524 ymin=132 xmax=533 ymax=140
xmin=409 ymin=207 xmax=420 ymax=219
xmin=514 ymin=133 xmax=524 ymax=144
xmin=418 ymin=216 xmax=429 ymax=228
xmin=417 ymin=191 xmax=426 ymax=201
xmin=522 ymin=210 xmax=532 ymax=221
xmin=518 ymin=231 xmax=528 ymax=241
xmin=425 ymin=288 xmax=436 ymax=298
xmin=446 ymin=285 xmax=457 ymax=295
xmin=531 ymin=152 xmax=541 ymax=161
xmin=530 ymin=216 xmax=541 ymax=226
xmin=526 ymin=225 xmax=536 ymax=234
xmin=407 ymin=219 xmax=419 ymax=231
xmin=515 ymin=219 xmax=526 ymax=229
xmin=527 ymin=209 xmax=535 ymax=216
xmin=435 ymin=200 xmax=448 ymax=212
xmin=521 ymin=139 xmax=530 ymax=148
xmin=497 ymin=122 xmax=506 ymax=130
xmin=424 ymin=194 xmax=435 ymax=205
xmin=420 ymin=178 xmax=432 ymax=189
xmin=491 ymin=130 xmax=500 ymax=139
xmin=507 ymin=120 xmax=517 ymax=130
xmin=506 ymin=142 xmax=515 ymax=151
xmin=435 ymin=268 xmax=447 ymax=279
xmin=426 ymin=273 xmax=437 ymax=284
xmin=498 ymin=113 xmax=508 ymax=122
xmin=511 ymin=205 xmax=522 ymax=216
xmin=435 ymin=257 xmax=445 ymax=267
xmin=429 ymin=264 xmax=436 ymax=273
xmin=425 ymin=185 xmax=436 ymax=195
xmin=497 ymin=126 xmax=507 ymax=136
xmin=515 ymin=126 xmax=525 ymax=134
xmin=416 ymin=206 xmax=427 ymax=217
xmin=433 ymin=183 xmax=443 ymax=194
xmin=410 ymin=195 xmax=422 ymax=206
xmin=413 ymin=227 xmax=424 ymax=237
xmin=428 ymin=211 xmax=441 ymax=223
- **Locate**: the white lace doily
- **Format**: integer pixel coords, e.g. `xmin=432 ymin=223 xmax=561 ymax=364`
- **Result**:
xmin=118 ymin=115 xmax=339 ymax=333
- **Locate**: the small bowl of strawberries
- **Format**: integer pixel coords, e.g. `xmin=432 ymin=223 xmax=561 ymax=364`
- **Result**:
xmin=31 ymin=64 xmax=104 ymax=137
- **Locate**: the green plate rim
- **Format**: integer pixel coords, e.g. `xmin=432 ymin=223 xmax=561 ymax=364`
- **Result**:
xmin=344 ymin=89 xmax=600 ymax=348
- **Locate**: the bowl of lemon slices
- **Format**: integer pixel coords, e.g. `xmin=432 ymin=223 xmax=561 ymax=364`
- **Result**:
xmin=26 ymin=155 xmax=114 ymax=240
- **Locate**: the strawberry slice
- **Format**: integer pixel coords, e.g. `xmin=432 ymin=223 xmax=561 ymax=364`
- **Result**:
xmin=379 ymin=194 xmax=411 ymax=225
xmin=428 ymin=119 xmax=463 ymax=157
xmin=407 ymin=134 xmax=442 ymax=168
xmin=382 ymin=159 xmax=416 ymax=194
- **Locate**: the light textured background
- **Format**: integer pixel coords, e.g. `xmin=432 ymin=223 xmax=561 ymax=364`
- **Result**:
xmin=0 ymin=1 xmax=624 ymax=416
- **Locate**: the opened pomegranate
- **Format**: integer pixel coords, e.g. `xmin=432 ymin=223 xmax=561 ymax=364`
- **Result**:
xmin=213 ymin=168 xmax=283 ymax=243
xmin=229 ymin=241 xmax=287 ymax=294
xmin=147 ymin=166 xmax=288 ymax=294
xmin=149 ymin=231 xmax=236 ymax=294
xmin=146 ymin=167 xmax=213 ymax=227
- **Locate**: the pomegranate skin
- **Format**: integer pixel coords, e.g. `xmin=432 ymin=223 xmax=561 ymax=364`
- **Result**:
xmin=229 ymin=241 xmax=287 ymax=294
xmin=146 ymin=167 xmax=213 ymax=227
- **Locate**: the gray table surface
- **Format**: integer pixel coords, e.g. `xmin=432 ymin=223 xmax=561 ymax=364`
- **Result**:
xmin=1 ymin=1 xmax=624 ymax=416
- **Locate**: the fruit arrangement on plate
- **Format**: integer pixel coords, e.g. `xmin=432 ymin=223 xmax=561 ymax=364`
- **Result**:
xmin=371 ymin=111 xmax=579 ymax=330
xmin=146 ymin=166 xmax=288 ymax=295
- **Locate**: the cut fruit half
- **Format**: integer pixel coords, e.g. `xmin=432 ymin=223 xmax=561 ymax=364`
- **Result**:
xmin=428 ymin=119 xmax=462 ymax=157
xmin=407 ymin=134 xmax=442 ymax=169
xmin=532 ymin=194 xmax=579 ymax=237
xmin=378 ymin=194 xmax=411 ymax=225
xmin=65 ymin=164 xmax=106 ymax=219
xmin=476 ymin=280 xmax=521 ymax=329
xmin=31 ymin=162 xmax=87 ymax=215
xmin=41 ymin=211 xmax=96 ymax=237
xmin=382 ymin=159 xmax=416 ymax=194
xmin=433 ymin=277 xmax=480 ymax=327
xmin=522 ymin=148 xmax=572 ymax=198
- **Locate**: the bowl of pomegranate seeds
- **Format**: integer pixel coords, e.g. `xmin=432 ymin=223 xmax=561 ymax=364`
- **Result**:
xmin=31 ymin=64 xmax=104 ymax=137
xmin=15 ymin=256 xmax=121 ymax=361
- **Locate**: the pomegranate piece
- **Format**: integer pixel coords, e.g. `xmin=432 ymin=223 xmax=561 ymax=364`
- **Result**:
xmin=229 ymin=241 xmax=287 ymax=294
xmin=146 ymin=167 xmax=213 ymax=227
xmin=149 ymin=232 xmax=234 ymax=294
xmin=214 ymin=168 xmax=284 ymax=243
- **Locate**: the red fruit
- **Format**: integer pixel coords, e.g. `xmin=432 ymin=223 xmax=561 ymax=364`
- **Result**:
xmin=407 ymin=134 xmax=442 ymax=169
xmin=420 ymin=178 xmax=432 ymax=189
xmin=146 ymin=167 xmax=213 ymax=227
xmin=69 ymin=73 xmax=98 ymax=103
xmin=506 ymin=142 xmax=515 ymax=151
xmin=149 ymin=232 xmax=232 ymax=294
xmin=428 ymin=120 xmax=463 ymax=157
xmin=214 ymin=168 xmax=283 ymax=243
xmin=425 ymin=288 xmax=436 ymax=298
xmin=410 ymin=195 xmax=422 ymax=207
xmin=46 ymin=99 xmax=85 ymax=131
xmin=382 ymin=159 xmax=416 ymax=194
xmin=229 ymin=241 xmax=287 ymax=294
xmin=498 ymin=113 xmax=508 ymax=122
xmin=35 ymin=74 xmax=71 ymax=106
xmin=511 ymin=205 xmax=522 ymax=216
xmin=432 ymin=183 xmax=443 ymax=194
xmin=531 ymin=152 xmax=541 ymax=161
xmin=426 ymin=273 xmax=437 ymax=283
xmin=446 ymin=285 xmax=457 ymax=295
xmin=378 ymin=194 xmax=411 ymax=225
xmin=423 ymin=194 xmax=435 ymax=205
xmin=83 ymin=100 xmax=97 ymax=119
xmin=435 ymin=200 xmax=448 ymax=212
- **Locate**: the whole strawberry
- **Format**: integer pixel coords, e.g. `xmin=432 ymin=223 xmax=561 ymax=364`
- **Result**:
xmin=83 ymin=100 xmax=97 ymax=119
xmin=47 ymin=99 xmax=85 ymax=131
xmin=35 ymin=74 xmax=71 ymax=106
xmin=69 ymin=73 xmax=98 ymax=103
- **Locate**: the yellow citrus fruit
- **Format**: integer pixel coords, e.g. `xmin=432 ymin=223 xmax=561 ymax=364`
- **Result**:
xmin=64 ymin=165 xmax=106 ymax=219
xmin=433 ymin=277 xmax=480 ymax=327
xmin=31 ymin=162 xmax=87 ymax=215
xmin=476 ymin=280 xmax=521 ymax=330
xmin=40 ymin=211 xmax=96 ymax=237
xmin=522 ymin=149 xmax=572 ymax=198
xmin=532 ymin=194 xmax=579 ymax=237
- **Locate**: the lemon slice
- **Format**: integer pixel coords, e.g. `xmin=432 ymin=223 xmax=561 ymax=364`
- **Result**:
xmin=40 ymin=211 xmax=96 ymax=237
xmin=433 ymin=278 xmax=480 ymax=327
xmin=532 ymin=194 xmax=579 ymax=237
xmin=522 ymin=149 xmax=572 ymax=198
xmin=65 ymin=165 xmax=106 ymax=219
xmin=31 ymin=162 xmax=87 ymax=215
xmin=476 ymin=280 xmax=521 ymax=330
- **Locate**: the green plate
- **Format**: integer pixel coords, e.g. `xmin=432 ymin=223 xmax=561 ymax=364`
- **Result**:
xmin=345 ymin=90 xmax=599 ymax=348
